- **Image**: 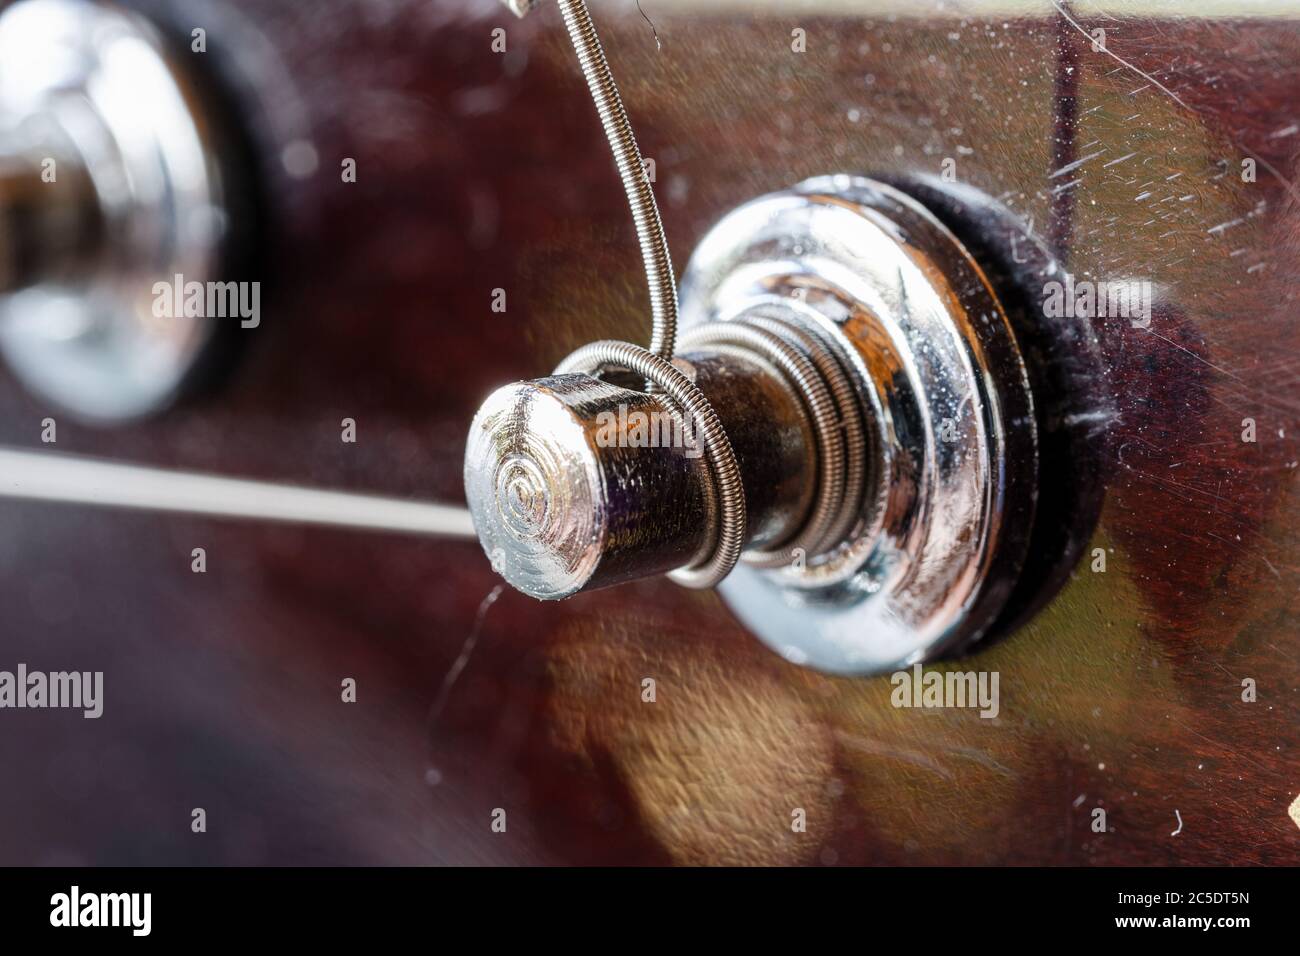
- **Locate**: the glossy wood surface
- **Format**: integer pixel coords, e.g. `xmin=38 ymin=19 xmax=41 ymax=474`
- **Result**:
xmin=0 ymin=0 xmax=1297 ymax=864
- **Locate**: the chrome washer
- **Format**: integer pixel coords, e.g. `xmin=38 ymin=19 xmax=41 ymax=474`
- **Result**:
xmin=679 ymin=175 xmax=1038 ymax=674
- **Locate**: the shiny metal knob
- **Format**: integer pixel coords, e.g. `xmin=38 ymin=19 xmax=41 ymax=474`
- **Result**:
xmin=464 ymin=348 xmax=817 ymax=599
xmin=466 ymin=176 xmax=1039 ymax=675
xmin=0 ymin=0 xmax=243 ymax=423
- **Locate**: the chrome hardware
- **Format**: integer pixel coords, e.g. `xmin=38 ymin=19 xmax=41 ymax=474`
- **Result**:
xmin=680 ymin=176 xmax=1038 ymax=673
xmin=464 ymin=175 xmax=1038 ymax=675
xmin=0 ymin=0 xmax=237 ymax=422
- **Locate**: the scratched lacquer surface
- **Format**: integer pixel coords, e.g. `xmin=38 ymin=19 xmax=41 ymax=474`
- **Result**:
xmin=0 ymin=0 xmax=1297 ymax=864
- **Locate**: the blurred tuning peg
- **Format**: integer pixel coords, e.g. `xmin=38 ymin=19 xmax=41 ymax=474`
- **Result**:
xmin=0 ymin=0 xmax=250 ymax=423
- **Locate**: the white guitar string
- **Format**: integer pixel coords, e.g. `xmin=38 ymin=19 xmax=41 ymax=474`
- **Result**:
xmin=0 ymin=447 xmax=476 ymax=538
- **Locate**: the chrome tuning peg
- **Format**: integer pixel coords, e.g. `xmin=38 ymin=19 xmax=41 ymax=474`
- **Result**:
xmin=0 ymin=0 xmax=245 ymax=423
xmin=465 ymin=176 xmax=1039 ymax=675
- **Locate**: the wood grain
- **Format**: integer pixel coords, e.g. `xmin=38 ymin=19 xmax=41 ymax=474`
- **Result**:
xmin=0 ymin=0 xmax=1296 ymax=865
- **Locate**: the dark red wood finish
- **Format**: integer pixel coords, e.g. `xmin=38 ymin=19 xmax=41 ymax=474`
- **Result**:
xmin=0 ymin=0 xmax=1297 ymax=865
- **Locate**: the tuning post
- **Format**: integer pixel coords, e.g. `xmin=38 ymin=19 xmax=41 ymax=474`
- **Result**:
xmin=465 ymin=176 xmax=1039 ymax=674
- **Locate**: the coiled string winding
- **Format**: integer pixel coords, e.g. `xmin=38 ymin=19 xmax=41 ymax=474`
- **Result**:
xmin=554 ymin=341 xmax=745 ymax=588
xmin=550 ymin=0 xmax=747 ymax=588
xmin=547 ymin=1 xmax=863 ymax=586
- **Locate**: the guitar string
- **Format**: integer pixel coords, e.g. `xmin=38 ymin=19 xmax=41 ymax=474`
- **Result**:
xmin=553 ymin=0 xmax=678 ymax=361
xmin=0 ymin=447 xmax=476 ymax=538
xmin=541 ymin=0 xmax=747 ymax=586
